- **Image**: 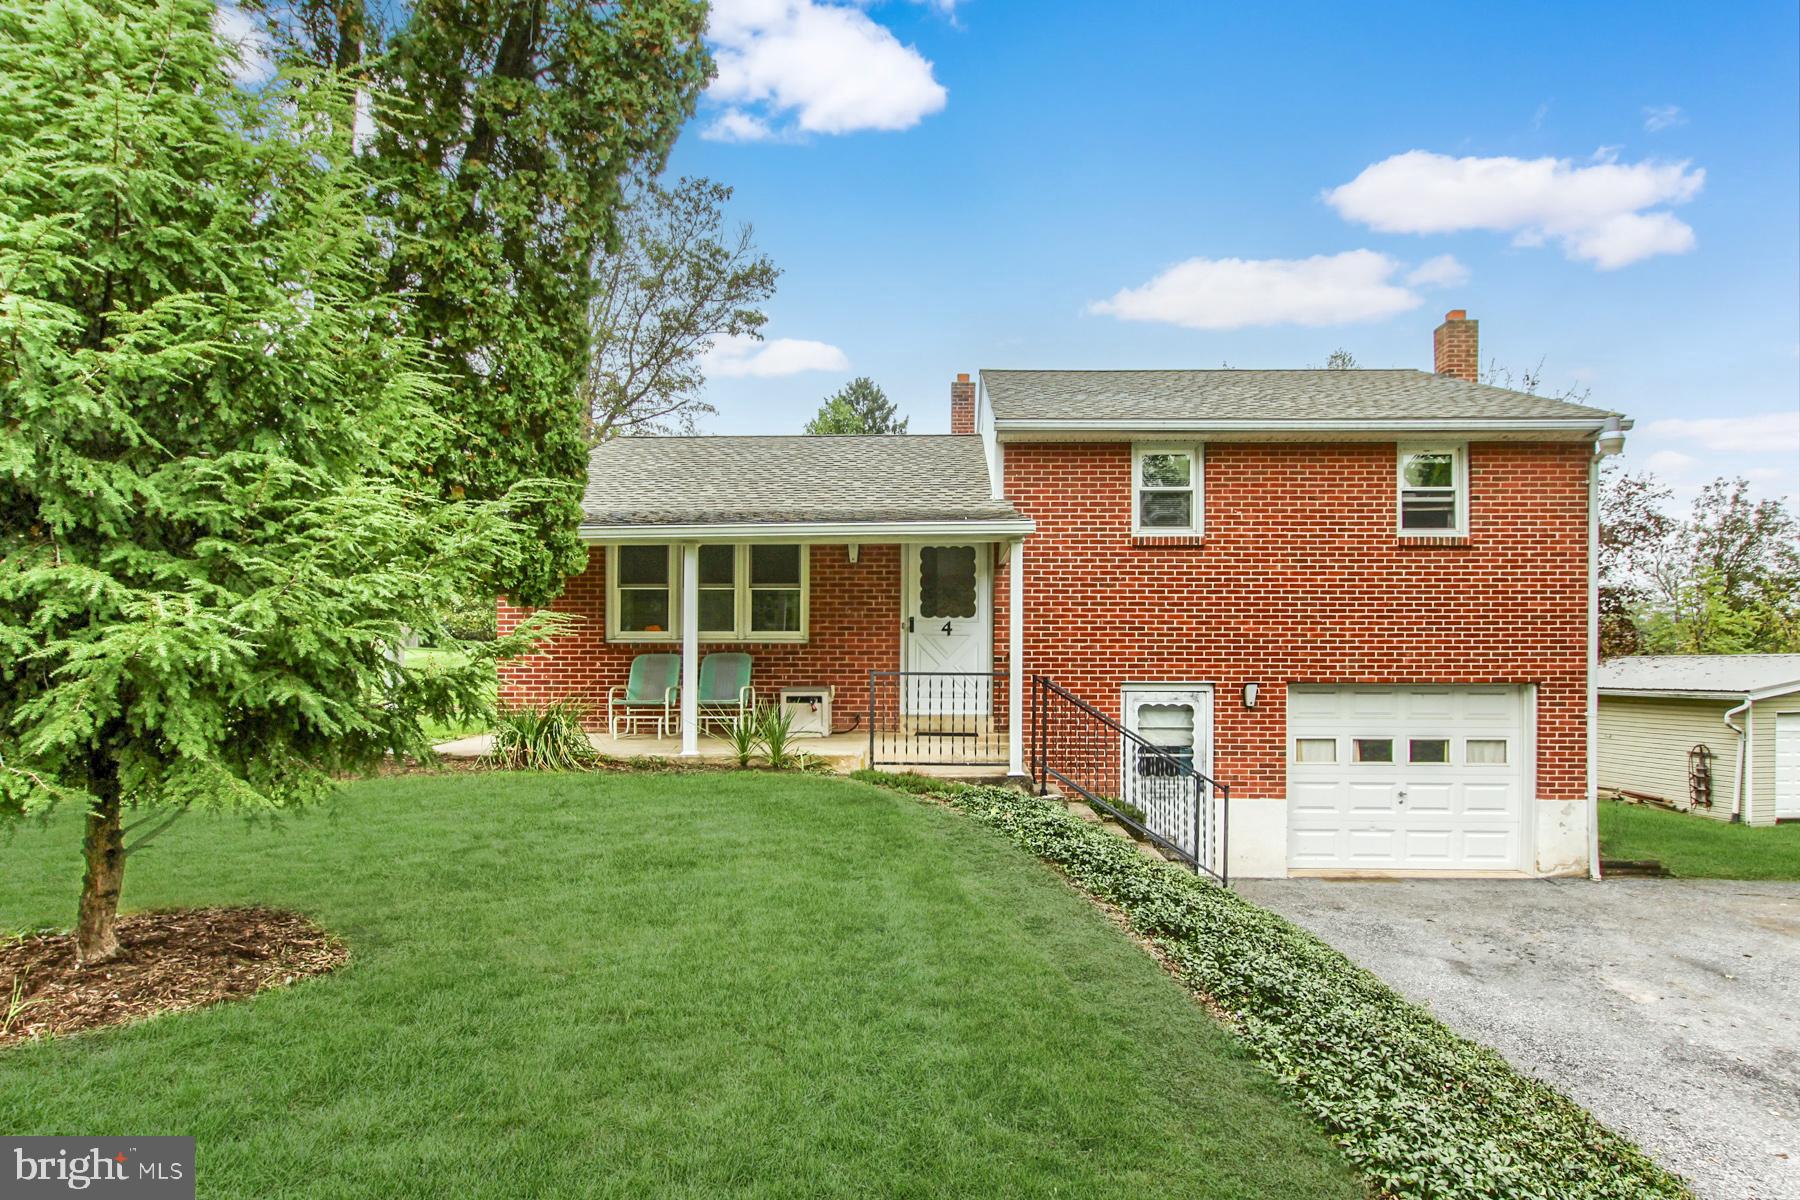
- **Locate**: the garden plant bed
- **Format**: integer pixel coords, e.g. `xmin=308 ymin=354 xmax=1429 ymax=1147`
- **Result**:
xmin=856 ymin=770 xmax=1693 ymax=1200
xmin=2 ymin=907 xmax=345 ymax=1048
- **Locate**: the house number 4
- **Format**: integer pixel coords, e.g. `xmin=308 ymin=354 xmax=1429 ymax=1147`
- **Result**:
xmin=941 ymin=621 xmax=954 ymax=636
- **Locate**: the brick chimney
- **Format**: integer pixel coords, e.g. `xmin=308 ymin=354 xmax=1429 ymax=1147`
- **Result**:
xmin=1433 ymin=310 xmax=1479 ymax=382
xmin=950 ymin=373 xmax=976 ymax=434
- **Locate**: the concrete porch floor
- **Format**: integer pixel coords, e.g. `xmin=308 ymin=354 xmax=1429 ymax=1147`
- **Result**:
xmin=433 ymin=729 xmax=1012 ymax=779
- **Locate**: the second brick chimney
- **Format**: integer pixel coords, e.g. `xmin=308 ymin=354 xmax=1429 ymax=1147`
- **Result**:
xmin=950 ymin=373 xmax=975 ymax=434
xmin=1433 ymin=310 xmax=1479 ymax=382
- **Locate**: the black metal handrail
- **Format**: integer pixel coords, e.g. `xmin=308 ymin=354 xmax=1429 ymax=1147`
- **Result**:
xmin=1030 ymin=675 xmax=1228 ymax=884
xmin=868 ymin=670 xmax=1009 ymax=767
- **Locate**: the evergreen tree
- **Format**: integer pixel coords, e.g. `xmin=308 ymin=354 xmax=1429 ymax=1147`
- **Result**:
xmin=0 ymin=0 xmax=557 ymax=963
xmin=264 ymin=0 xmax=715 ymax=604
xmin=805 ymin=378 xmax=909 ymax=435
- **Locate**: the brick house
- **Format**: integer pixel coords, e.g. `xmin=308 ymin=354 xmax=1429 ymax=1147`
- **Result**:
xmin=499 ymin=311 xmax=1629 ymax=880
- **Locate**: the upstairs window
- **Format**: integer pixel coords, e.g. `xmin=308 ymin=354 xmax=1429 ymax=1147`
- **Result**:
xmin=1398 ymin=446 xmax=1466 ymax=534
xmin=1133 ymin=445 xmax=1203 ymax=535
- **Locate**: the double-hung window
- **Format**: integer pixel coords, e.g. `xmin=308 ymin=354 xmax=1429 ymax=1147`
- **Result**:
xmin=608 ymin=544 xmax=808 ymax=642
xmin=1133 ymin=445 xmax=1203 ymax=535
xmin=1397 ymin=446 xmax=1466 ymax=534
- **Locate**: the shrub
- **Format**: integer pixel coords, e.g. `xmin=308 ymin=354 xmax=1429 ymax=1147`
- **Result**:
xmin=853 ymin=772 xmax=1691 ymax=1200
xmin=481 ymin=700 xmax=599 ymax=771
xmin=712 ymin=711 xmax=764 ymax=768
xmin=756 ymin=703 xmax=801 ymax=770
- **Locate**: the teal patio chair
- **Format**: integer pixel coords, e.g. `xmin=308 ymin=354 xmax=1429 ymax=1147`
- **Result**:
xmin=608 ymin=653 xmax=680 ymax=738
xmin=692 ymin=653 xmax=755 ymax=734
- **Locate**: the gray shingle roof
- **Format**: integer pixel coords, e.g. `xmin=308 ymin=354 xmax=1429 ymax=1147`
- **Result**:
xmin=582 ymin=434 xmax=1024 ymax=527
xmin=1598 ymin=655 xmax=1800 ymax=697
xmin=982 ymin=369 xmax=1620 ymax=424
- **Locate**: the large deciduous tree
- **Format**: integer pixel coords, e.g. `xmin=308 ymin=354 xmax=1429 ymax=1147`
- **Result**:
xmin=264 ymin=0 xmax=714 ymax=603
xmin=585 ymin=176 xmax=779 ymax=440
xmin=0 ymin=0 xmax=555 ymax=963
xmin=805 ymin=378 xmax=909 ymax=435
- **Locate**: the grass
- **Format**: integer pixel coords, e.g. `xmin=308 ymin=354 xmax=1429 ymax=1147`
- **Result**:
xmin=0 ymin=773 xmax=1362 ymax=1200
xmin=405 ymin=643 xmax=494 ymax=742
xmin=1599 ymin=799 xmax=1800 ymax=880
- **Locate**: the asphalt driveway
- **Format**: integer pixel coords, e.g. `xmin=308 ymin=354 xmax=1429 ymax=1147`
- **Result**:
xmin=1237 ymin=878 xmax=1800 ymax=1200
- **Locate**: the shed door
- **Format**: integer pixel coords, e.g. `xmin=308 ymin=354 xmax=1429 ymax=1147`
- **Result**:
xmin=1288 ymin=687 xmax=1525 ymax=871
xmin=1777 ymin=712 xmax=1800 ymax=819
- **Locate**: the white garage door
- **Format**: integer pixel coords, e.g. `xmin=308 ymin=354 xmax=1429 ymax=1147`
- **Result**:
xmin=1288 ymin=686 xmax=1526 ymax=871
xmin=1777 ymin=712 xmax=1800 ymax=820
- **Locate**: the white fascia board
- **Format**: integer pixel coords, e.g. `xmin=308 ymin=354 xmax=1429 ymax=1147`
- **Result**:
xmin=994 ymin=417 xmax=1619 ymax=436
xmin=579 ymin=517 xmax=1035 ymax=544
xmin=1597 ymin=687 xmax=1751 ymax=701
xmin=1747 ymin=680 xmax=1800 ymax=702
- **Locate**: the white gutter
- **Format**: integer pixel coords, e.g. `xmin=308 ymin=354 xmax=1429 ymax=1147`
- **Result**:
xmin=994 ymin=416 xmax=1626 ymax=435
xmin=578 ymin=517 xmax=1035 ymax=544
xmin=1723 ymin=697 xmax=1750 ymax=821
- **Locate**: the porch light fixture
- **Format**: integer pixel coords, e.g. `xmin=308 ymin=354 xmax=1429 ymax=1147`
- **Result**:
xmin=1241 ymin=682 xmax=1259 ymax=709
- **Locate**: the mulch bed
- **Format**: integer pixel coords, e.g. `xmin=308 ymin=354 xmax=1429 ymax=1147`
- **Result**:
xmin=1 ymin=906 xmax=347 ymax=1048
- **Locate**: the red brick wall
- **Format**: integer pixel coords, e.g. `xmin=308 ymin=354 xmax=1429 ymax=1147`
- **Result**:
xmin=1003 ymin=440 xmax=1592 ymax=802
xmin=498 ymin=544 xmax=900 ymax=730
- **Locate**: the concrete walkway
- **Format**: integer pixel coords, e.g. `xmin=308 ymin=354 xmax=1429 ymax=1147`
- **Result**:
xmin=1238 ymin=877 xmax=1800 ymax=1200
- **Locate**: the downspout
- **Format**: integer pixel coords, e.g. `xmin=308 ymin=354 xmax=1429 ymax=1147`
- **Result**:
xmin=1723 ymin=697 xmax=1750 ymax=821
xmin=1588 ymin=418 xmax=1625 ymax=879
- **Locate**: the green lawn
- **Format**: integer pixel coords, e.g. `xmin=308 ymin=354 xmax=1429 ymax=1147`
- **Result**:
xmin=405 ymin=643 xmax=494 ymax=742
xmin=1600 ymin=799 xmax=1800 ymax=880
xmin=0 ymin=773 xmax=1361 ymax=1200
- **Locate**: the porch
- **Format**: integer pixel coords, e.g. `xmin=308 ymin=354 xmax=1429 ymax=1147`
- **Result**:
xmin=432 ymin=726 xmax=1014 ymax=779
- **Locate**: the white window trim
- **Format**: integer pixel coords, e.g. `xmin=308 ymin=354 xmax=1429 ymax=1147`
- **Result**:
xmin=1396 ymin=443 xmax=1468 ymax=537
xmin=1132 ymin=443 xmax=1204 ymax=536
xmin=606 ymin=544 xmax=809 ymax=643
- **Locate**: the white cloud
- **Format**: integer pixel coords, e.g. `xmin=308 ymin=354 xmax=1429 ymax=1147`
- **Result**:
xmin=1404 ymin=253 xmax=1470 ymax=288
xmin=1638 ymin=412 xmax=1800 ymax=455
xmin=706 ymin=0 xmax=947 ymax=139
xmin=1324 ymin=149 xmax=1704 ymax=269
xmin=1643 ymin=104 xmax=1686 ymax=132
xmin=703 ymin=334 xmax=850 ymax=378
xmin=212 ymin=3 xmax=274 ymax=86
xmin=702 ymin=108 xmax=776 ymax=143
xmin=1089 ymin=250 xmax=1430 ymax=331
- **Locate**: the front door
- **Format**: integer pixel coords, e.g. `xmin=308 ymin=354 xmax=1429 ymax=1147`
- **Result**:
xmin=902 ymin=544 xmax=991 ymax=715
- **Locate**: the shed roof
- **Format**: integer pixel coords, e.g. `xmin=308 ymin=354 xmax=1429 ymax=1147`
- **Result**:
xmin=1597 ymin=655 xmax=1800 ymax=698
xmin=581 ymin=434 xmax=1025 ymax=530
xmin=982 ymin=369 xmax=1620 ymax=425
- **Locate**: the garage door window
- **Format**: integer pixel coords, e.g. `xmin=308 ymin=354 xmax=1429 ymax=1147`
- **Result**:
xmin=1409 ymin=738 xmax=1450 ymax=763
xmin=1467 ymin=738 xmax=1508 ymax=764
xmin=1353 ymin=738 xmax=1393 ymax=763
xmin=1295 ymin=738 xmax=1336 ymax=763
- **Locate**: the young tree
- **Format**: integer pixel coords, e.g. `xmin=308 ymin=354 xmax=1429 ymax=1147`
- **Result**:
xmin=0 ymin=0 xmax=554 ymax=963
xmin=805 ymin=378 xmax=909 ymax=435
xmin=585 ymin=176 xmax=779 ymax=440
xmin=261 ymin=0 xmax=714 ymax=605
xmin=1598 ymin=467 xmax=1676 ymax=657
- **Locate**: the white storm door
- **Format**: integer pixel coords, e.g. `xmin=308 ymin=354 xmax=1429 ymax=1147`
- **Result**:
xmin=1122 ymin=688 xmax=1210 ymax=861
xmin=1776 ymin=713 xmax=1800 ymax=819
xmin=902 ymin=544 xmax=991 ymax=715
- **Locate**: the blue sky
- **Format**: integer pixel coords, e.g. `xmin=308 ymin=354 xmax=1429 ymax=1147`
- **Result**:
xmin=670 ymin=0 xmax=1800 ymax=507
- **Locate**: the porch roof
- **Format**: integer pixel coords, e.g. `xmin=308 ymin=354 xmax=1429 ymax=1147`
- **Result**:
xmin=580 ymin=434 xmax=1031 ymax=539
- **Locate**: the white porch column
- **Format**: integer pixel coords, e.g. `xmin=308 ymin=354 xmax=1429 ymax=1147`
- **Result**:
xmin=680 ymin=541 xmax=699 ymax=756
xmin=1008 ymin=536 xmax=1026 ymax=777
